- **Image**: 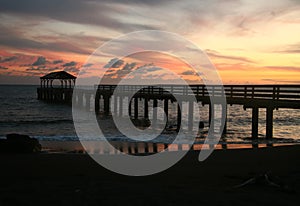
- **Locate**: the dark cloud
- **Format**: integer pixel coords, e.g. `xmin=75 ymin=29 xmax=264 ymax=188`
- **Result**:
xmin=103 ymin=61 xmax=162 ymax=80
xmin=53 ymin=60 xmax=63 ymax=64
xmin=135 ymin=65 xmax=162 ymax=73
xmin=0 ymin=66 xmax=8 ymax=70
xmin=122 ymin=63 xmax=136 ymax=71
xmin=181 ymin=70 xmax=196 ymax=75
xmin=26 ymin=67 xmax=41 ymax=71
xmin=32 ymin=56 xmax=46 ymax=66
xmin=102 ymin=61 xmax=137 ymax=81
xmin=0 ymin=56 xmax=18 ymax=63
xmin=104 ymin=58 xmax=124 ymax=68
xmin=105 ymin=68 xmax=118 ymax=73
xmin=63 ymin=61 xmax=77 ymax=67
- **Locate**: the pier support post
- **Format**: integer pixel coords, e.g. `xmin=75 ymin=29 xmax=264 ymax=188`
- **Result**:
xmin=221 ymin=104 xmax=227 ymax=135
xmin=252 ymin=107 xmax=259 ymax=139
xmin=113 ymin=96 xmax=118 ymax=116
xmin=37 ymin=90 xmax=41 ymax=100
xmin=176 ymin=101 xmax=182 ymax=132
xmin=153 ymin=99 xmax=158 ymax=126
xmin=95 ymin=92 xmax=100 ymax=113
xmin=128 ymin=98 xmax=132 ymax=117
xmin=85 ymin=94 xmax=90 ymax=111
xmin=119 ymin=96 xmax=123 ymax=117
xmin=164 ymin=99 xmax=169 ymax=122
xmin=266 ymin=107 xmax=273 ymax=139
xmin=188 ymin=101 xmax=194 ymax=131
xmin=134 ymin=98 xmax=138 ymax=119
xmin=209 ymin=103 xmax=215 ymax=132
xmin=144 ymin=98 xmax=149 ymax=119
xmin=104 ymin=95 xmax=110 ymax=115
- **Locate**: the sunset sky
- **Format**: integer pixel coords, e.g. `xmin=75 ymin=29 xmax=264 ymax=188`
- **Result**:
xmin=0 ymin=0 xmax=299 ymax=84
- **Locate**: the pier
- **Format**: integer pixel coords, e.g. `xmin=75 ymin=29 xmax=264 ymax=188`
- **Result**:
xmin=37 ymin=72 xmax=300 ymax=139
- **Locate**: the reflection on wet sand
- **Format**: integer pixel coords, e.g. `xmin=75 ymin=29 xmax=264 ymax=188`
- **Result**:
xmin=40 ymin=140 xmax=298 ymax=154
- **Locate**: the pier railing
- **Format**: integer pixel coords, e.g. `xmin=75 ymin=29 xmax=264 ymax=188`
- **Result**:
xmin=97 ymin=85 xmax=300 ymax=101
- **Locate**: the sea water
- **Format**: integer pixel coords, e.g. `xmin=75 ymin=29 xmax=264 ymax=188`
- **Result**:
xmin=0 ymin=85 xmax=300 ymax=146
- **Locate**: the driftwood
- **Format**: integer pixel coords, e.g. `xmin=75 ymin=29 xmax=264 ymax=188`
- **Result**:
xmin=233 ymin=172 xmax=295 ymax=193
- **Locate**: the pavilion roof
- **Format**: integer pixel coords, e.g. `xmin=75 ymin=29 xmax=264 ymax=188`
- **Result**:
xmin=40 ymin=71 xmax=76 ymax=80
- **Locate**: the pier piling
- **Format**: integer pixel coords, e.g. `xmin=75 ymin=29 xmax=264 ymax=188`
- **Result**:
xmin=251 ymin=107 xmax=259 ymax=139
xmin=266 ymin=107 xmax=274 ymax=139
xmin=134 ymin=98 xmax=139 ymax=119
xmin=164 ymin=99 xmax=169 ymax=122
xmin=144 ymin=98 xmax=149 ymax=119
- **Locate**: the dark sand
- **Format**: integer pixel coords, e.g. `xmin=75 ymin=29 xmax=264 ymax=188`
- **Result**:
xmin=1 ymin=145 xmax=300 ymax=206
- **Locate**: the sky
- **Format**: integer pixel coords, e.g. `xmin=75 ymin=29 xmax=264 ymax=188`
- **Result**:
xmin=0 ymin=0 xmax=299 ymax=84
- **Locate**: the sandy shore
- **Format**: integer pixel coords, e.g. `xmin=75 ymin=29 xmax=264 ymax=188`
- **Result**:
xmin=1 ymin=145 xmax=300 ymax=206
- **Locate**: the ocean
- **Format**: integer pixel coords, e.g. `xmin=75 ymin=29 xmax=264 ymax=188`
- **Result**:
xmin=0 ymin=85 xmax=300 ymax=146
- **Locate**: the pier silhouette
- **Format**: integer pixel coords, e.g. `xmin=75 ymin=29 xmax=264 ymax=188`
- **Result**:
xmin=37 ymin=72 xmax=300 ymax=139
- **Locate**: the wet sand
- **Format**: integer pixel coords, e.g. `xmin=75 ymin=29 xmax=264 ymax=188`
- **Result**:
xmin=1 ymin=145 xmax=300 ymax=206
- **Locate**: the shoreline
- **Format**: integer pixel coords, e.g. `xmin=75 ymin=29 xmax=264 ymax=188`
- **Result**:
xmin=40 ymin=139 xmax=300 ymax=154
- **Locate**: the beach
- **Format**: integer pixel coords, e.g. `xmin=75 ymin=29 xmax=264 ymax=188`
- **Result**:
xmin=1 ymin=145 xmax=300 ymax=206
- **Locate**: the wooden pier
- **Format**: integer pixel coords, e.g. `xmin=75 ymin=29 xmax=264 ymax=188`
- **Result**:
xmin=75 ymin=85 xmax=300 ymax=139
xmin=37 ymin=74 xmax=300 ymax=139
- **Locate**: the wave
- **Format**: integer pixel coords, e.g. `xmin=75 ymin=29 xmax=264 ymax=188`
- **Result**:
xmin=0 ymin=119 xmax=73 ymax=125
xmin=13 ymin=134 xmax=300 ymax=145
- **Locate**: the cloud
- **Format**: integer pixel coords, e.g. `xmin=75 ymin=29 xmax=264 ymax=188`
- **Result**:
xmin=26 ymin=66 xmax=58 ymax=72
xmin=53 ymin=60 xmax=63 ymax=64
xmin=63 ymin=61 xmax=77 ymax=67
xmin=264 ymin=66 xmax=300 ymax=72
xmin=122 ymin=62 xmax=136 ymax=71
xmin=206 ymin=50 xmax=255 ymax=64
xmin=32 ymin=56 xmax=46 ymax=66
xmin=0 ymin=56 xmax=17 ymax=63
xmin=275 ymin=43 xmax=300 ymax=54
xmin=83 ymin=63 xmax=93 ymax=67
xmin=261 ymin=78 xmax=300 ymax=84
xmin=133 ymin=64 xmax=162 ymax=73
xmin=144 ymin=66 xmax=162 ymax=72
xmin=1 ymin=0 xmax=299 ymax=60
xmin=282 ymin=49 xmax=300 ymax=53
xmin=0 ymin=25 xmax=93 ymax=55
xmin=104 ymin=58 xmax=124 ymax=68
xmin=0 ymin=66 xmax=8 ymax=70
xmin=64 ymin=67 xmax=79 ymax=73
xmin=26 ymin=67 xmax=43 ymax=71
xmin=0 ymin=0 xmax=159 ymax=32
xmin=181 ymin=70 xmax=196 ymax=75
